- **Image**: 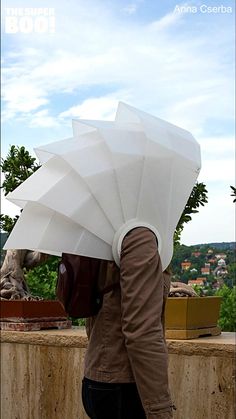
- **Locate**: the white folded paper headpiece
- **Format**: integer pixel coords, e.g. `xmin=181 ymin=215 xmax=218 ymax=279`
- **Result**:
xmin=4 ymin=102 xmax=201 ymax=270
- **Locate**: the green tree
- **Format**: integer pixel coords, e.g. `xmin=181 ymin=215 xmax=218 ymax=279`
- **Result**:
xmin=0 ymin=146 xmax=46 ymax=301
xmin=1 ymin=145 xmax=39 ymax=195
xmin=0 ymin=214 xmax=19 ymax=234
xmin=174 ymin=182 xmax=208 ymax=246
xmin=215 ymin=285 xmax=236 ymax=332
xmin=1 ymin=145 xmax=40 ymax=233
xmin=25 ymin=256 xmax=59 ymax=300
xmin=227 ymin=262 xmax=236 ymax=287
xmin=170 ymin=244 xmax=193 ymax=274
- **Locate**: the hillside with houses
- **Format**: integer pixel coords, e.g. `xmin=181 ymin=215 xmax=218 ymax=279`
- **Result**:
xmin=171 ymin=242 xmax=235 ymax=293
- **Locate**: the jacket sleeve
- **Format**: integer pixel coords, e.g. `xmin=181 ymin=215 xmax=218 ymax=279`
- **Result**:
xmin=120 ymin=227 xmax=173 ymax=418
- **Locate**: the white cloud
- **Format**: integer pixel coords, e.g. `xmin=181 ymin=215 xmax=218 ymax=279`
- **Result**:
xmin=29 ymin=109 xmax=59 ymax=128
xmin=196 ymin=135 xmax=235 ymax=185
xmin=3 ymin=79 xmax=49 ymax=118
xmin=59 ymin=92 xmax=130 ymax=120
xmin=2 ymin=4 xmax=233 ymax=133
xmin=199 ymin=135 xmax=235 ymax=158
xmin=199 ymin=158 xmax=234 ymax=183
xmin=148 ymin=10 xmax=183 ymax=31
xmin=122 ymin=3 xmax=138 ymax=15
xmin=181 ymin=185 xmax=235 ymax=245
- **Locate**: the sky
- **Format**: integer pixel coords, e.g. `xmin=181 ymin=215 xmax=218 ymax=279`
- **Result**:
xmin=1 ymin=0 xmax=235 ymax=245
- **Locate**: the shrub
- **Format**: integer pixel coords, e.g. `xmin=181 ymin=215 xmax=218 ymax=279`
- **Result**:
xmin=25 ymin=256 xmax=59 ymax=300
xmin=215 ymin=285 xmax=236 ymax=332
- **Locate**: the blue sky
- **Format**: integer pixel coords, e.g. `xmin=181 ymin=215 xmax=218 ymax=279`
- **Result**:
xmin=1 ymin=0 xmax=235 ymax=245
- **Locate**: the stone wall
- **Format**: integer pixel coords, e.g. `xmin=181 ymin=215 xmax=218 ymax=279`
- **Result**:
xmin=1 ymin=328 xmax=235 ymax=419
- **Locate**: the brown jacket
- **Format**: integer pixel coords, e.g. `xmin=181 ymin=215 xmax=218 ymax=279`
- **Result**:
xmin=84 ymin=227 xmax=173 ymax=418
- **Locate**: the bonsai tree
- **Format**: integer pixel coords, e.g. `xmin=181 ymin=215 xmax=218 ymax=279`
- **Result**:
xmin=1 ymin=146 xmax=48 ymax=300
xmin=1 ymin=145 xmax=208 ymax=300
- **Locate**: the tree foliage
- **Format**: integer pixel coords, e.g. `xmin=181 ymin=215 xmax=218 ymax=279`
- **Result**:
xmin=215 ymin=285 xmax=236 ymax=332
xmin=1 ymin=145 xmax=39 ymax=196
xmin=0 ymin=214 xmax=19 ymax=234
xmin=25 ymin=256 xmax=59 ymax=300
xmin=174 ymin=182 xmax=208 ymax=246
xmin=0 ymin=146 xmax=46 ymax=301
xmin=1 ymin=145 xmax=40 ymax=234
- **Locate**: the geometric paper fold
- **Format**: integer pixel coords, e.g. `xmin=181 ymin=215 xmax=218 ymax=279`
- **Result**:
xmin=4 ymin=102 xmax=201 ymax=270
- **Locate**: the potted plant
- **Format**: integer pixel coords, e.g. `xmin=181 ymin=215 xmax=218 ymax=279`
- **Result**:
xmin=164 ymin=282 xmax=222 ymax=339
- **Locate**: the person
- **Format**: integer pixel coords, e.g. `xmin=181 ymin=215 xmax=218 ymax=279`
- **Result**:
xmin=82 ymin=227 xmax=175 ymax=418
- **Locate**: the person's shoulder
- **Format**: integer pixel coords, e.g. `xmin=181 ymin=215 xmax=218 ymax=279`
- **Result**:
xmin=125 ymin=226 xmax=156 ymax=239
xmin=125 ymin=227 xmax=158 ymax=247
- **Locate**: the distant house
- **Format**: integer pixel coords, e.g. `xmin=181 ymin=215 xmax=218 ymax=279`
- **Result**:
xmin=205 ymin=263 xmax=211 ymax=268
xmin=208 ymin=258 xmax=217 ymax=264
xmin=218 ymin=258 xmax=226 ymax=267
xmin=181 ymin=262 xmax=191 ymax=270
xmin=201 ymin=267 xmax=210 ymax=275
xmin=207 ymin=249 xmax=214 ymax=254
xmin=215 ymin=253 xmax=227 ymax=260
xmin=188 ymin=279 xmax=205 ymax=286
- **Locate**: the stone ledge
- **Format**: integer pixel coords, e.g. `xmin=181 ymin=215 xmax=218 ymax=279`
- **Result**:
xmin=0 ymin=326 xmax=88 ymax=348
xmin=167 ymin=333 xmax=235 ymax=357
xmin=1 ymin=327 xmax=235 ymax=357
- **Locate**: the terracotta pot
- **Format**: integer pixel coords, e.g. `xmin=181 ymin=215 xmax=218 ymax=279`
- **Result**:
xmin=0 ymin=300 xmax=67 ymax=321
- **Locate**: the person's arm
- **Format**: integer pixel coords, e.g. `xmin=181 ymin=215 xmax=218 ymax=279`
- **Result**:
xmin=120 ymin=227 xmax=173 ymax=418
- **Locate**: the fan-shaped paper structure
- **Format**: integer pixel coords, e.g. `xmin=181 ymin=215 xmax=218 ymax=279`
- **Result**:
xmin=4 ymin=102 xmax=201 ymax=270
